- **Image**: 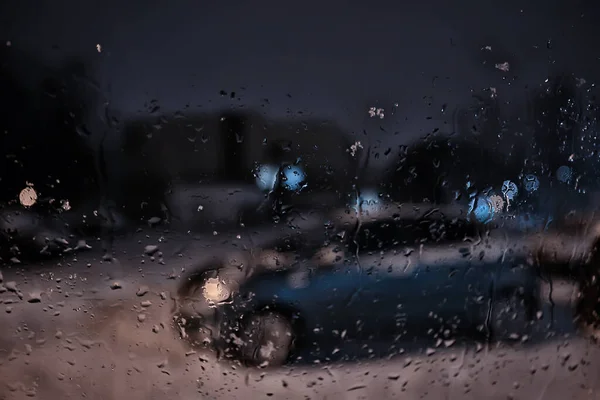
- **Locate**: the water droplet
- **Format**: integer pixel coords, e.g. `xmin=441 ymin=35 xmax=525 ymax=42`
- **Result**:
xmin=255 ymin=164 xmax=278 ymax=191
xmin=147 ymin=217 xmax=161 ymax=226
xmin=144 ymin=245 xmax=159 ymax=256
xmin=27 ymin=292 xmax=42 ymax=303
xmin=136 ymin=286 xmax=149 ymax=297
xmin=501 ymin=180 xmax=518 ymax=201
xmin=469 ymin=196 xmax=494 ymax=223
xmin=556 ymin=165 xmax=573 ymax=183
xmin=523 ymin=174 xmax=540 ymax=192
xmin=282 ymin=165 xmax=306 ymax=191
xmin=488 ymin=194 xmax=505 ymax=213
xmin=18 ymin=187 xmax=37 ymax=207
xmin=356 ymin=190 xmax=380 ymax=213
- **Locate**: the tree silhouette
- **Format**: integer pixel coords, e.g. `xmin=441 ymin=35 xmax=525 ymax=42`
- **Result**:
xmin=382 ymin=74 xmax=594 ymax=211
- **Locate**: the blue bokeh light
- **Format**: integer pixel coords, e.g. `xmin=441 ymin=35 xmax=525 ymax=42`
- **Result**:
xmin=468 ymin=195 xmax=494 ymax=223
xmin=523 ymin=174 xmax=540 ymax=192
xmin=282 ymin=165 xmax=306 ymax=191
xmin=501 ymin=180 xmax=518 ymax=201
xmin=254 ymin=164 xmax=278 ymax=191
xmin=556 ymin=165 xmax=573 ymax=183
xmin=357 ymin=189 xmax=380 ymax=213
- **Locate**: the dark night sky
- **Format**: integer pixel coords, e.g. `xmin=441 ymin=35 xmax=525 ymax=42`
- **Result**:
xmin=0 ymin=0 xmax=599 ymax=227
xmin=1 ymin=0 xmax=599 ymax=139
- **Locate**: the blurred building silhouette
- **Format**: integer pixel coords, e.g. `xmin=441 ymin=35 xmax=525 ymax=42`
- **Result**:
xmin=3 ymin=44 xmax=599 ymax=235
xmin=380 ymin=74 xmax=598 ymax=220
xmin=0 ymin=47 xmax=99 ymax=213
xmin=0 ymin=46 xmax=362 ymax=233
xmin=116 ymin=109 xmax=358 ymax=227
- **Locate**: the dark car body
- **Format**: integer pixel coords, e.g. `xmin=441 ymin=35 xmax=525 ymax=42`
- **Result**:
xmin=175 ymin=212 xmax=542 ymax=367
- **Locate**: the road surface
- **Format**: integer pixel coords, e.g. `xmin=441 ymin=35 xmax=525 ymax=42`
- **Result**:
xmin=0 ymin=227 xmax=598 ymax=400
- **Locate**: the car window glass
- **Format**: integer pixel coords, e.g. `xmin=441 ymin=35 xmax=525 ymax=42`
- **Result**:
xmin=3 ymin=3 xmax=600 ymax=399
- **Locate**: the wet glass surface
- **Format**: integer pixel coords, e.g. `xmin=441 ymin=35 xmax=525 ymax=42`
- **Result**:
xmin=1 ymin=1 xmax=600 ymax=399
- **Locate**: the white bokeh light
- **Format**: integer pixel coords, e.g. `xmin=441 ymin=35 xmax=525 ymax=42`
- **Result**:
xmin=255 ymin=164 xmax=279 ymax=191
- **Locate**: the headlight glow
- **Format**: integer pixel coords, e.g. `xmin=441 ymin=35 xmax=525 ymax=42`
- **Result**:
xmin=202 ymin=277 xmax=231 ymax=303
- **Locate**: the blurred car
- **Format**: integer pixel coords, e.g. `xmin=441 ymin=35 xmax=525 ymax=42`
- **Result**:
xmin=0 ymin=205 xmax=80 ymax=261
xmin=174 ymin=209 xmax=542 ymax=367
